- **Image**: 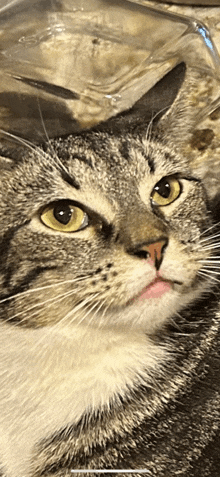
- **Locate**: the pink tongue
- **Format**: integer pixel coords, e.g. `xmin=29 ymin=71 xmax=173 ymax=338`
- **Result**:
xmin=138 ymin=280 xmax=171 ymax=300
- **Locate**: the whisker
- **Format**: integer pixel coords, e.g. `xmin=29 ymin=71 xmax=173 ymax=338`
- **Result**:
xmin=3 ymin=287 xmax=80 ymax=325
xmin=98 ymin=296 xmax=117 ymax=329
xmin=93 ymin=297 xmax=112 ymax=330
xmin=199 ymin=258 xmax=220 ymax=262
xmin=200 ymin=259 xmax=220 ymax=264
xmin=198 ymin=270 xmax=220 ymax=284
xmin=0 ymin=276 xmax=91 ymax=306
xmin=36 ymin=99 xmax=72 ymax=178
xmin=174 ymin=311 xmax=204 ymax=326
xmin=145 ymin=106 xmax=169 ymax=155
xmin=199 ymin=233 xmax=220 ymax=244
xmin=51 ymin=293 xmax=102 ymax=330
xmin=38 ymin=294 xmax=103 ymax=346
xmin=202 ymin=265 xmax=220 ymax=273
xmin=80 ymin=302 xmax=103 ymax=333
xmin=200 ymin=221 xmax=220 ymax=237
xmin=0 ymin=129 xmax=54 ymax=170
xmin=200 ymin=244 xmax=220 ymax=251
xmin=0 ymin=128 xmax=39 ymax=154
xmin=200 ymin=269 xmax=220 ymax=275
xmin=3 ymin=289 xmax=76 ymax=329
xmin=37 ymin=98 xmax=56 ymax=154
xmin=74 ymin=296 xmax=104 ymax=327
xmin=31 ymin=293 xmax=102 ymax=349
xmin=95 ymin=297 xmax=110 ymax=329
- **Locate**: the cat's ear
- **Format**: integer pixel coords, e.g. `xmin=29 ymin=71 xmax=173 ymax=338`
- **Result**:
xmin=157 ymin=68 xmax=220 ymax=201
xmin=95 ymin=62 xmax=187 ymax=136
xmin=154 ymin=66 xmax=197 ymax=146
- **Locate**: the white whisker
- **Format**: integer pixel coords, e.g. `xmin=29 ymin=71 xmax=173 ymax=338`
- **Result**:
xmin=0 ymin=276 xmax=91 ymax=306
xmin=200 ymin=244 xmax=220 ymax=251
xmin=67 ymin=294 xmax=101 ymax=327
xmin=200 ymin=264 xmax=220 ymax=269
xmin=0 ymin=128 xmax=39 ymax=154
xmin=145 ymin=107 xmax=168 ymax=155
xmin=36 ymin=99 xmax=72 ymax=177
xmin=32 ymin=293 xmax=101 ymax=349
xmin=200 ymin=221 xmax=220 ymax=237
xmin=3 ymin=287 xmax=79 ymax=325
xmin=175 ymin=311 xmax=204 ymax=326
xmin=199 ymin=258 xmax=220 ymax=262
xmin=52 ymin=292 xmax=102 ymax=330
xmin=74 ymin=296 xmax=103 ymax=327
xmin=98 ymin=296 xmax=117 ymax=329
xmin=82 ymin=300 xmax=104 ymax=333
xmin=200 ymin=268 xmax=220 ymax=275
xmin=198 ymin=270 xmax=220 ymax=284
xmin=199 ymin=236 xmax=220 ymax=245
xmin=94 ymin=298 xmax=112 ymax=330
xmin=95 ymin=297 xmax=110 ymax=329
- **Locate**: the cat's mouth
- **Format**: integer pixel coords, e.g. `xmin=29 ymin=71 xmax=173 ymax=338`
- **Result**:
xmin=134 ymin=277 xmax=183 ymax=302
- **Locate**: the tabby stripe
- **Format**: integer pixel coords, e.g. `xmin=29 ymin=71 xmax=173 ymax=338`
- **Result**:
xmin=60 ymin=169 xmax=80 ymax=190
xmin=119 ymin=141 xmax=131 ymax=162
xmin=0 ymin=265 xmax=56 ymax=309
xmin=72 ymin=154 xmax=94 ymax=169
xmin=141 ymin=152 xmax=155 ymax=174
xmin=146 ymin=155 xmax=155 ymax=174
xmin=0 ymin=220 xmax=31 ymax=276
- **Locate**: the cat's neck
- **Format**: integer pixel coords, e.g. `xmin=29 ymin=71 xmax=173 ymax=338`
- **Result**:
xmin=0 ymin=321 xmax=167 ymax=477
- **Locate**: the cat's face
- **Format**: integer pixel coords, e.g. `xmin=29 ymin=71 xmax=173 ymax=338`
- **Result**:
xmin=0 ymin=131 xmax=213 ymax=333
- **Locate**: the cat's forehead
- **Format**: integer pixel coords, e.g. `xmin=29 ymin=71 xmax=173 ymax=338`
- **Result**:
xmin=53 ymin=131 xmax=188 ymax=187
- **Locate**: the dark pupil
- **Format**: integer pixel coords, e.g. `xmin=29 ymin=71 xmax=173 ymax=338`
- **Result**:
xmin=54 ymin=203 xmax=72 ymax=225
xmin=155 ymin=180 xmax=171 ymax=198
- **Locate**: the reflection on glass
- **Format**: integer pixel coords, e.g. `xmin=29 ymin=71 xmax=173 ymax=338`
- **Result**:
xmin=0 ymin=0 xmax=219 ymax=140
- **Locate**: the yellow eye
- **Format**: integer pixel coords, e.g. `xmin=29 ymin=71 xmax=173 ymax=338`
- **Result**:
xmin=151 ymin=176 xmax=181 ymax=206
xmin=40 ymin=201 xmax=88 ymax=232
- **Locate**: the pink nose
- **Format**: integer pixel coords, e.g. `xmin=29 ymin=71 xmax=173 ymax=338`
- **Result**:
xmin=145 ymin=240 xmax=167 ymax=270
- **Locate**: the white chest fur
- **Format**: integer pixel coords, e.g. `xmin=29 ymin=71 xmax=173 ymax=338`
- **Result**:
xmin=0 ymin=321 xmax=166 ymax=477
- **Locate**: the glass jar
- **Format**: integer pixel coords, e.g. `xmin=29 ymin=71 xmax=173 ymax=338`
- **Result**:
xmin=0 ymin=0 xmax=219 ymax=141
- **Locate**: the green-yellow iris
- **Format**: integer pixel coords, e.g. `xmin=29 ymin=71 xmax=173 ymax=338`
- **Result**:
xmin=41 ymin=201 xmax=87 ymax=232
xmin=151 ymin=177 xmax=181 ymax=206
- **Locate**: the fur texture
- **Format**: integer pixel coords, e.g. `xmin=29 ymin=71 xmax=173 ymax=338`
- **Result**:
xmin=0 ymin=66 xmax=220 ymax=476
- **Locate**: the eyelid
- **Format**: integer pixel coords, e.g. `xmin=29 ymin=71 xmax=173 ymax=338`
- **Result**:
xmin=38 ymin=199 xmax=112 ymax=233
xmin=40 ymin=201 xmax=88 ymax=233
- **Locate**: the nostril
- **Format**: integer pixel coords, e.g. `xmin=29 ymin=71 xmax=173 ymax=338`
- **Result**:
xmin=133 ymin=250 xmax=150 ymax=260
xmin=151 ymin=239 xmax=168 ymax=270
xmin=147 ymin=239 xmax=167 ymax=262
xmin=128 ymin=238 xmax=168 ymax=269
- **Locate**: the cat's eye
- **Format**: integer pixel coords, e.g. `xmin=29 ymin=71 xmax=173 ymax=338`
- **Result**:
xmin=151 ymin=176 xmax=181 ymax=206
xmin=40 ymin=201 xmax=88 ymax=232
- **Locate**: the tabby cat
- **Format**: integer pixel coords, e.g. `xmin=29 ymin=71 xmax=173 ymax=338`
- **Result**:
xmin=0 ymin=64 xmax=220 ymax=477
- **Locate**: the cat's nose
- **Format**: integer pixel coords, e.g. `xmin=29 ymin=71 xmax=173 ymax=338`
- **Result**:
xmin=138 ymin=239 xmax=168 ymax=270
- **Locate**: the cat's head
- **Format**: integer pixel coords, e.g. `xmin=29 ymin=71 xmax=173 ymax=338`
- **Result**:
xmin=0 ymin=64 xmax=219 ymax=334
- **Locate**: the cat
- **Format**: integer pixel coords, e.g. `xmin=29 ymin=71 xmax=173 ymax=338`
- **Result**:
xmin=0 ymin=63 xmax=220 ymax=477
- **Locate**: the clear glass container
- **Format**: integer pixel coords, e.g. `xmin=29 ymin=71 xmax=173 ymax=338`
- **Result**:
xmin=156 ymin=1 xmax=220 ymax=5
xmin=0 ymin=0 xmax=220 ymax=141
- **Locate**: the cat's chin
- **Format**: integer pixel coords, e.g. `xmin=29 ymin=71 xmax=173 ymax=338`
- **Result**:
xmin=101 ymin=279 xmax=209 ymax=333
